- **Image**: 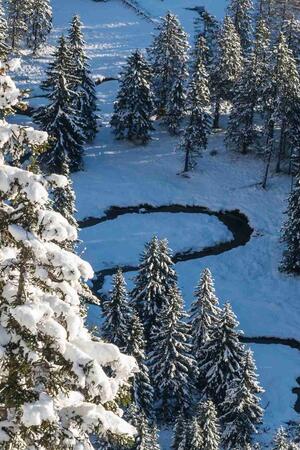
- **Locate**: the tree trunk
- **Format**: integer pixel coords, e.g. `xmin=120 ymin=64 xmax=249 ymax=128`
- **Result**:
xmin=183 ymin=143 xmax=190 ymax=173
xmin=213 ymin=99 xmax=220 ymax=129
xmin=276 ymin=119 xmax=286 ymax=173
xmin=262 ymin=118 xmax=275 ymax=189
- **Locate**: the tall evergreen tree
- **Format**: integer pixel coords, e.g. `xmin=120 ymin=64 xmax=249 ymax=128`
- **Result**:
xmin=125 ymin=312 xmax=154 ymax=418
xmin=193 ymin=8 xmax=219 ymax=71
xmin=262 ymin=32 xmax=300 ymax=187
xmin=5 ymin=0 xmax=32 ymax=51
xmin=111 ymin=50 xmax=153 ymax=144
xmin=201 ymin=302 xmax=246 ymax=405
xmin=34 ymin=35 xmax=84 ymax=174
xmin=188 ymin=268 xmax=220 ymax=382
xmin=199 ymin=400 xmax=221 ymax=450
xmin=149 ymin=12 xmax=189 ymax=117
xmin=274 ymin=32 xmax=300 ymax=173
xmin=102 ymin=269 xmax=133 ymax=351
xmin=127 ymin=405 xmax=160 ymax=450
xmin=280 ymin=176 xmax=300 ymax=274
xmin=228 ymin=0 xmax=254 ymax=54
xmin=272 ymin=427 xmax=289 ymax=450
xmin=221 ymin=350 xmax=264 ymax=449
xmin=131 ymin=236 xmax=177 ymax=344
xmin=68 ymin=15 xmax=98 ymax=142
xmin=149 ymin=286 xmax=196 ymax=420
xmin=181 ymin=37 xmax=211 ymax=172
xmin=226 ymin=18 xmax=270 ymax=154
xmin=211 ymin=16 xmax=243 ymax=128
xmin=27 ymin=0 xmax=52 ymax=54
xmin=0 ymin=65 xmax=137 ymax=449
xmin=165 ymin=77 xmax=186 ymax=135
xmin=172 ymin=413 xmax=189 ymax=450
xmin=0 ymin=1 xmax=9 ymax=60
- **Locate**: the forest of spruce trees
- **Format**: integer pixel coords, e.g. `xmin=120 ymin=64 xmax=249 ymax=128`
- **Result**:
xmin=0 ymin=0 xmax=298 ymax=448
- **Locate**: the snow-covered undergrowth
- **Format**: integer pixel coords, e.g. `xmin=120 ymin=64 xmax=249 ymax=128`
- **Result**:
xmin=10 ymin=0 xmax=300 ymax=442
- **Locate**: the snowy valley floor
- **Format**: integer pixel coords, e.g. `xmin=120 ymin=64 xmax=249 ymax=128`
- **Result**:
xmin=11 ymin=0 xmax=300 ymax=445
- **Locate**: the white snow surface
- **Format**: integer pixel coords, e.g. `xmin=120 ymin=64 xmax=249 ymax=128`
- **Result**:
xmin=79 ymin=212 xmax=233 ymax=271
xmin=10 ymin=0 xmax=300 ymax=444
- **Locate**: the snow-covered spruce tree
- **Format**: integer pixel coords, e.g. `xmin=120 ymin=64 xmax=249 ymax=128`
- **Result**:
xmin=188 ymin=268 xmax=220 ymax=384
xmin=211 ymin=16 xmax=243 ymax=129
xmin=34 ymin=35 xmax=84 ymax=174
xmin=131 ymin=236 xmax=177 ymax=344
xmin=126 ymin=405 xmax=160 ymax=450
xmin=198 ymin=400 xmax=221 ymax=450
xmin=148 ymin=285 xmax=196 ymax=420
xmin=193 ymin=9 xmax=219 ymax=71
xmin=272 ymin=427 xmax=289 ymax=450
xmin=124 ymin=312 xmax=154 ymax=419
xmin=111 ymin=50 xmax=153 ymax=144
xmin=172 ymin=412 xmax=188 ymax=450
xmin=102 ymin=268 xmax=133 ymax=351
xmin=220 ymin=350 xmax=264 ymax=449
xmin=148 ymin=12 xmax=189 ymax=117
xmin=27 ymin=0 xmax=52 ymax=54
xmin=226 ymin=18 xmax=270 ymax=154
xmin=280 ymin=176 xmax=300 ymax=274
xmin=0 ymin=1 xmax=9 ymax=61
xmin=68 ymin=15 xmax=98 ymax=142
xmin=165 ymin=77 xmax=186 ymax=135
xmin=5 ymin=0 xmax=32 ymax=51
xmin=201 ymin=302 xmax=246 ymax=406
xmin=273 ymin=32 xmax=300 ymax=174
xmin=227 ymin=0 xmax=253 ymax=55
xmin=0 ymin=71 xmax=137 ymax=450
xmin=181 ymin=37 xmax=211 ymax=172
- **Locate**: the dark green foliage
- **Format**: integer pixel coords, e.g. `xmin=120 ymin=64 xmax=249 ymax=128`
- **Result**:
xmin=111 ymin=50 xmax=154 ymax=144
xmin=34 ymin=36 xmax=84 ymax=174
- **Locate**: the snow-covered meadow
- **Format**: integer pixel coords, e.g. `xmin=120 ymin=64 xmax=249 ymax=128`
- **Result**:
xmin=11 ymin=0 xmax=300 ymax=444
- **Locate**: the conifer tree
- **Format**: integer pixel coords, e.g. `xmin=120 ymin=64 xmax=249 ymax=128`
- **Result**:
xmin=228 ymin=0 xmax=254 ymax=54
xmin=193 ymin=9 xmax=219 ymax=71
xmin=201 ymin=302 xmax=246 ymax=405
xmin=127 ymin=405 xmax=160 ymax=450
xmin=111 ymin=50 xmax=153 ymax=144
xmin=0 ymin=1 xmax=9 ymax=60
xmin=272 ymin=427 xmax=289 ymax=450
xmin=68 ymin=15 xmax=98 ymax=142
xmin=5 ymin=0 xmax=32 ymax=51
xmin=221 ymin=350 xmax=264 ymax=449
xmin=149 ymin=12 xmax=189 ymax=116
xmin=125 ymin=312 xmax=154 ymax=418
xmin=0 ymin=64 xmax=137 ymax=449
xmin=27 ymin=0 xmax=52 ymax=54
xmin=148 ymin=286 xmax=196 ymax=420
xmin=165 ymin=78 xmax=186 ymax=135
xmin=131 ymin=237 xmax=177 ymax=343
xmin=211 ymin=16 xmax=243 ymax=128
xmin=181 ymin=37 xmax=211 ymax=172
xmin=102 ymin=269 xmax=133 ymax=351
xmin=226 ymin=18 xmax=270 ymax=154
xmin=172 ymin=413 xmax=188 ymax=450
xmin=280 ymin=176 xmax=300 ymax=274
xmin=188 ymin=268 xmax=220 ymax=382
xmin=199 ymin=400 xmax=221 ymax=450
xmin=34 ymin=35 xmax=84 ymax=174
xmin=274 ymin=32 xmax=300 ymax=173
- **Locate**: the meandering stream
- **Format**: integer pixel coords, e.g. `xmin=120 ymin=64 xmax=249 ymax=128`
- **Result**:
xmin=79 ymin=203 xmax=300 ymax=413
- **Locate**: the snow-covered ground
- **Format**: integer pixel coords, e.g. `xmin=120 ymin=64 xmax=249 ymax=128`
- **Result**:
xmin=12 ymin=0 xmax=300 ymax=443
